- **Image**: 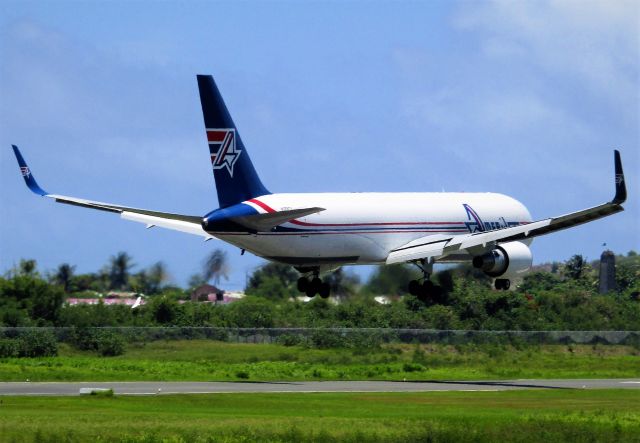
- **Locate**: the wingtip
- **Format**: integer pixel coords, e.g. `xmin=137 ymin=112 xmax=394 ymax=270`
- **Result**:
xmin=11 ymin=145 xmax=49 ymax=196
xmin=612 ymin=149 xmax=626 ymax=205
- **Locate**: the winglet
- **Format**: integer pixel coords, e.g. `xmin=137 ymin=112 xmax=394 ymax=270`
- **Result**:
xmin=612 ymin=149 xmax=626 ymax=205
xmin=11 ymin=145 xmax=49 ymax=196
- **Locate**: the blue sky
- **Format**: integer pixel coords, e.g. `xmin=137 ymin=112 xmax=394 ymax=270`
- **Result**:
xmin=1 ymin=1 xmax=638 ymax=290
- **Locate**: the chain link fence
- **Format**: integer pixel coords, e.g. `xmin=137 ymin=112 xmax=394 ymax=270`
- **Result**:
xmin=1 ymin=327 xmax=639 ymax=346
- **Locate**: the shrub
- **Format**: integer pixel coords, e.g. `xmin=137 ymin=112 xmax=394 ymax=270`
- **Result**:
xmin=235 ymin=370 xmax=250 ymax=379
xmin=276 ymin=333 xmax=305 ymax=347
xmin=402 ymin=362 xmax=425 ymax=373
xmin=308 ymin=330 xmax=348 ymax=349
xmin=96 ymin=331 xmax=125 ymax=357
xmin=0 ymin=339 xmax=19 ymax=358
xmin=18 ymin=329 xmax=58 ymax=357
xmin=70 ymin=327 xmax=100 ymax=351
xmin=349 ymin=330 xmax=385 ymax=350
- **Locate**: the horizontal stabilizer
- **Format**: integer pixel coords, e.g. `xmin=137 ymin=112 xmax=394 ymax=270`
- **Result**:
xmin=232 ymin=207 xmax=325 ymax=231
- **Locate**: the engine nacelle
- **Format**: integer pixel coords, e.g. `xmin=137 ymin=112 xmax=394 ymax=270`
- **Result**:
xmin=472 ymin=241 xmax=532 ymax=279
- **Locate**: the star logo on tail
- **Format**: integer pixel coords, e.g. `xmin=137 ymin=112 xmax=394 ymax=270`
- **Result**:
xmin=206 ymin=129 xmax=242 ymax=177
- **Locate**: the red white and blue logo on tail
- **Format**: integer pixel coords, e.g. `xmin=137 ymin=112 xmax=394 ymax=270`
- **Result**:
xmin=207 ymin=128 xmax=242 ymax=177
xmin=20 ymin=166 xmax=31 ymax=178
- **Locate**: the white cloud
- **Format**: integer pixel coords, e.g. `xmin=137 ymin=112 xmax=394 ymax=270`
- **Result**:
xmin=454 ymin=0 xmax=639 ymax=108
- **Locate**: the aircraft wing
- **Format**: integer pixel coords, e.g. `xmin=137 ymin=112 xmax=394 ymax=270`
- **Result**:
xmin=387 ymin=150 xmax=627 ymax=265
xmin=11 ymin=145 xmax=215 ymax=240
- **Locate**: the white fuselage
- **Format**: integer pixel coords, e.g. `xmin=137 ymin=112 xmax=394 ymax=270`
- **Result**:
xmin=213 ymin=192 xmax=532 ymax=268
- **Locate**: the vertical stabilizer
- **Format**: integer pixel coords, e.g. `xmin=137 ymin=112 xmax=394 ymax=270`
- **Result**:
xmin=197 ymin=75 xmax=270 ymax=208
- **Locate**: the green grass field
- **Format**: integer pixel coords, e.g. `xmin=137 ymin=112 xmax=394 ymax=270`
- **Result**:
xmin=0 ymin=390 xmax=638 ymax=442
xmin=1 ymin=340 xmax=638 ymax=382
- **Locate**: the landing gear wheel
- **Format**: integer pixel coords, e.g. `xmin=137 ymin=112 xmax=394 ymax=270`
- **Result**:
xmin=319 ymin=282 xmax=331 ymax=299
xmin=418 ymin=280 xmax=434 ymax=302
xmin=408 ymin=280 xmax=421 ymax=296
xmin=495 ymin=279 xmax=511 ymax=290
xmin=297 ymin=277 xmax=309 ymax=292
xmin=305 ymin=277 xmax=322 ymax=298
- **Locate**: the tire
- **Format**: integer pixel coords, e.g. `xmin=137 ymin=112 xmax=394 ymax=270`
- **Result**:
xmin=319 ymin=282 xmax=330 ymax=299
xmin=432 ymin=285 xmax=445 ymax=304
xmin=418 ymin=281 xmax=434 ymax=302
xmin=408 ymin=280 xmax=420 ymax=296
xmin=297 ymin=277 xmax=309 ymax=292
xmin=495 ymin=279 xmax=510 ymax=290
xmin=306 ymin=277 xmax=322 ymax=298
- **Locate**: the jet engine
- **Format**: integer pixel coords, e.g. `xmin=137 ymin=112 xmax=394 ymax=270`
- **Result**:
xmin=472 ymin=241 xmax=532 ymax=279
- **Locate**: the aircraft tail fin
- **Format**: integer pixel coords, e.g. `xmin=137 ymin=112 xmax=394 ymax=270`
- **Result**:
xmin=197 ymin=75 xmax=270 ymax=208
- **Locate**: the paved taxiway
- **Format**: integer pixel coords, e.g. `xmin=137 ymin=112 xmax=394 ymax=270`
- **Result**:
xmin=1 ymin=379 xmax=638 ymax=396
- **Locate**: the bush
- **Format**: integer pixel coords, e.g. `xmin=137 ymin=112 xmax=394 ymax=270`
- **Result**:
xmin=349 ymin=330 xmax=385 ymax=350
xmin=17 ymin=329 xmax=58 ymax=357
xmin=308 ymin=330 xmax=348 ymax=349
xmin=235 ymin=370 xmax=250 ymax=379
xmin=276 ymin=333 xmax=305 ymax=347
xmin=402 ymin=362 xmax=425 ymax=372
xmin=70 ymin=327 xmax=100 ymax=351
xmin=96 ymin=331 xmax=125 ymax=357
xmin=0 ymin=339 xmax=19 ymax=357
xmin=69 ymin=328 xmax=125 ymax=356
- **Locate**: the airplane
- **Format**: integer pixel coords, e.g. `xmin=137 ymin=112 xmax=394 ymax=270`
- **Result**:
xmin=11 ymin=75 xmax=627 ymax=301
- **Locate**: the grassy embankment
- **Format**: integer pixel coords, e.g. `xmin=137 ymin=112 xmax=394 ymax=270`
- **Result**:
xmin=1 ymin=340 xmax=639 ymax=381
xmin=0 ymin=390 xmax=639 ymax=442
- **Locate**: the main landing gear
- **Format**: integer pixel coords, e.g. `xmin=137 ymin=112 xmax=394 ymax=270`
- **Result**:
xmin=297 ymin=273 xmax=330 ymax=299
xmin=407 ymin=260 xmax=444 ymax=303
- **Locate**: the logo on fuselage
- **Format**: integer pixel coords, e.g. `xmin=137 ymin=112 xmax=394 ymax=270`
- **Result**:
xmin=463 ymin=203 xmax=520 ymax=233
xmin=206 ymin=128 xmax=242 ymax=177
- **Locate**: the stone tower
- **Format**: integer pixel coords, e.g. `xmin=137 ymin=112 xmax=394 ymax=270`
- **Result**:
xmin=598 ymin=250 xmax=616 ymax=294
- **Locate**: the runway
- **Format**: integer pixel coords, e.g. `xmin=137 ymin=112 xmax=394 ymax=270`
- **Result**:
xmin=1 ymin=379 xmax=638 ymax=396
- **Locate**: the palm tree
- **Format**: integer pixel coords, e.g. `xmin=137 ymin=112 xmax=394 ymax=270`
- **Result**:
xmin=18 ymin=259 xmax=37 ymax=276
xmin=147 ymin=261 xmax=169 ymax=294
xmin=54 ymin=263 xmax=76 ymax=293
xmin=109 ymin=252 xmax=134 ymax=290
xmin=202 ymin=249 xmax=229 ymax=286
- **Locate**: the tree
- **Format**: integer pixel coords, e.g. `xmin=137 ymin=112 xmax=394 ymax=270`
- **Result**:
xmin=564 ymin=254 xmax=585 ymax=280
xmin=130 ymin=270 xmax=150 ymax=294
xmin=202 ymin=249 xmax=229 ymax=286
xmin=17 ymin=259 xmax=37 ymax=277
xmin=245 ymin=263 xmax=298 ymax=300
xmin=109 ymin=252 xmax=134 ymax=290
xmin=324 ymin=268 xmax=360 ymax=297
xmin=147 ymin=261 xmax=169 ymax=294
xmin=148 ymin=295 xmax=180 ymax=324
xmin=364 ymin=264 xmax=420 ymax=295
xmin=187 ymin=273 xmax=206 ymax=290
xmin=53 ymin=263 xmax=76 ymax=293
xmin=132 ymin=262 xmax=169 ymax=294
